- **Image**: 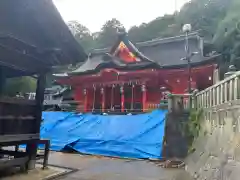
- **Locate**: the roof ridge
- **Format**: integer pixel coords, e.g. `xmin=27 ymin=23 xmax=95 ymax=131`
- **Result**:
xmin=135 ymin=32 xmax=200 ymax=47
xmin=91 ymin=31 xmax=200 ymax=54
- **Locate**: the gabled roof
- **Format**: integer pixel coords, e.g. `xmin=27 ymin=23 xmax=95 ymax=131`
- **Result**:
xmin=68 ymin=32 xmax=159 ymax=75
xmin=109 ymin=32 xmax=155 ymax=64
xmin=91 ymin=32 xmax=207 ymax=67
xmin=0 ymin=0 xmax=87 ymax=76
xmin=65 ymin=32 xmax=220 ymax=76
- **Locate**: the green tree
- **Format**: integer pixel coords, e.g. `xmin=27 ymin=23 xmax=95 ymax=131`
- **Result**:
xmin=178 ymin=0 xmax=231 ymax=39
xmin=213 ymin=0 xmax=240 ymax=68
xmin=3 ymin=77 xmax=37 ymax=96
xmin=67 ymin=21 xmax=95 ymax=52
xmin=95 ymin=18 xmax=125 ymax=48
xmin=128 ymin=14 xmax=179 ymax=43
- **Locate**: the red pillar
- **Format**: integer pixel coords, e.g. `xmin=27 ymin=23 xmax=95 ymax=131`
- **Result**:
xmin=101 ymin=87 xmax=105 ymax=112
xmin=120 ymin=86 xmax=125 ymax=112
xmin=142 ymin=85 xmax=147 ymax=112
xmin=110 ymin=85 xmax=115 ymax=110
xmin=131 ymin=84 xmax=135 ymax=110
xmin=83 ymin=89 xmax=88 ymax=112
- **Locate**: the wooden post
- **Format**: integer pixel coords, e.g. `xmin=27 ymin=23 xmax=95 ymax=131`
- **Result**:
xmin=120 ymin=86 xmax=124 ymax=112
xmin=27 ymin=73 xmax=46 ymax=170
xmin=141 ymin=85 xmax=147 ymax=112
xmin=101 ymin=87 xmax=105 ymax=112
xmin=83 ymin=89 xmax=88 ymax=112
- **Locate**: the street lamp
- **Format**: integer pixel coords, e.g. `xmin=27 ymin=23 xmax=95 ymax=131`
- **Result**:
xmin=182 ymin=24 xmax=194 ymax=94
xmin=182 ymin=24 xmax=198 ymax=109
xmin=182 ymin=24 xmax=192 ymax=34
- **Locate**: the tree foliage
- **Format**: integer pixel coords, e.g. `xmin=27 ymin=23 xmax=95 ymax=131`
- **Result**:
xmin=213 ymin=0 xmax=240 ymax=67
xmin=67 ymin=0 xmax=236 ymax=50
xmin=67 ymin=21 xmax=95 ymax=52
xmin=94 ymin=18 xmax=125 ymax=48
xmin=3 ymin=77 xmax=36 ymax=96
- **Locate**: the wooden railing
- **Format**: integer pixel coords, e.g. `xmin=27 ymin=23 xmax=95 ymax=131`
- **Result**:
xmin=195 ymin=71 xmax=240 ymax=109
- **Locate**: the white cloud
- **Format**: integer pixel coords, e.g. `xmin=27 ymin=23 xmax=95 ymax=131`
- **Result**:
xmin=53 ymin=0 xmax=189 ymax=32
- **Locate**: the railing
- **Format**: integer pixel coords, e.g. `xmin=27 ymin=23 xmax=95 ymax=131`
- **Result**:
xmin=195 ymin=71 xmax=240 ymax=109
xmin=46 ymin=100 xmax=168 ymax=114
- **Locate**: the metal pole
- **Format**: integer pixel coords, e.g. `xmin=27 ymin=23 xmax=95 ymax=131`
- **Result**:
xmin=185 ymin=32 xmax=191 ymax=94
xmin=185 ymin=32 xmax=192 ymax=108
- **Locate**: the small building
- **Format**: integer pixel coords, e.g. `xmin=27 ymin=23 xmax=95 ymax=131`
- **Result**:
xmin=26 ymin=85 xmax=73 ymax=111
xmin=57 ymin=32 xmax=220 ymax=113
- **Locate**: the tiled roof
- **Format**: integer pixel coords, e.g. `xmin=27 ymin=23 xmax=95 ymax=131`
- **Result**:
xmin=67 ymin=32 xmax=219 ymax=75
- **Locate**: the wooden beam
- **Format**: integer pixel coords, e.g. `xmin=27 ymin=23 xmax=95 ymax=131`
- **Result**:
xmin=35 ymin=73 xmax=46 ymax=133
xmin=27 ymin=73 xmax=46 ymax=170
xmin=0 ymin=45 xmax=47 ymax=73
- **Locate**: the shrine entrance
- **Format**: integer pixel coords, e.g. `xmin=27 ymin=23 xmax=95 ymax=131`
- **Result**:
xmin=123 ymin=84 xmax=142 ymax=112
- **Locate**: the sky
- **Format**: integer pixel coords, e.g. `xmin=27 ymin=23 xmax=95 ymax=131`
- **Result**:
xmin=53 ymin=0 xmax=189 ymax=32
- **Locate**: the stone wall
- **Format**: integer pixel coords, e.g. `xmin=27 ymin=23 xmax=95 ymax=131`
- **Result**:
xmin=162 ymin=112 xmax=189 ymax=159
xmin=185 ymin=100 xmax=240 ymax=180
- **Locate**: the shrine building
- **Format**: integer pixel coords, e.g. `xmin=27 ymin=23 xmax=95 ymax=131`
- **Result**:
xmin=57 ymin=32 xmax=220 ymax=113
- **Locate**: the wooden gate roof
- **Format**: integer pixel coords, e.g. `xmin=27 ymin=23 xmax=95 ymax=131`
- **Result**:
xmin=0 ymin=0 xmax=87 ymax=76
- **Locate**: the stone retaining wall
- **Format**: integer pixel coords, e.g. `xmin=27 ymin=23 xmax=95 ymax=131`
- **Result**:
xmin=185 ymin=101 xmax=240 ymax=180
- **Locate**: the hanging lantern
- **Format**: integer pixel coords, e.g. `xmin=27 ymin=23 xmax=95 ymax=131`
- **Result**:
xmin=141 ymin=84 xmax=146 ymax=92
xmin=83 ymin=89 xmax=87 ymax=95
xmin=120 ymin=86 xmax=124 ymax=93
xmin=100 ymin=88 xmax=104 ymax=94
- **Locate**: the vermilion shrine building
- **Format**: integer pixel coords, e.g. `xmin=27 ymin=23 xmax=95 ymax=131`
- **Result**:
xmin=58 ymin=32 xmax=220 ymax=113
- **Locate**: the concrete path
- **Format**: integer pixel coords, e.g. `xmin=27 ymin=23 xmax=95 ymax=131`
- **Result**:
xmin=48 ymin=152 xmax=192 ymax=180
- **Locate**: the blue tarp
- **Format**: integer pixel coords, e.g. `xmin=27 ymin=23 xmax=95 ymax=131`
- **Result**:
xmin=41 ymin=110 xmax=167 ymax=159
